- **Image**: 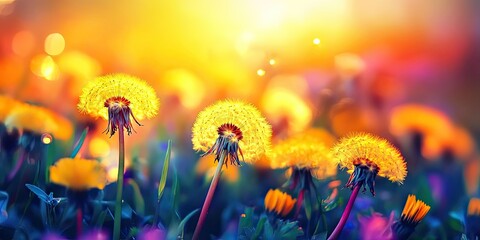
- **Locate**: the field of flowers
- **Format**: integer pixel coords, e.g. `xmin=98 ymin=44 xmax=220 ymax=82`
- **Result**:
xmin=0 ymin=0 xmax=479 ymax=239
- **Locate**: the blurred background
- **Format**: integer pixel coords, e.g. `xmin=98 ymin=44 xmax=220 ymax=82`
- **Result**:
xmin=1 ymin=0 xmax=480 ymax=239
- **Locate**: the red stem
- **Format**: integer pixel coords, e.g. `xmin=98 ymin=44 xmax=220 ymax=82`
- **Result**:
xmin=8 ymin=149 xmax=26 ymax=180
xmin=294 ymin=189 xmax=305 ymax=219
xmin=77 ymin=207 xmax=83 ymax=236
xmin=327 ymin=184 xmax=361 ymax=240
xmin=192 ymin=155 xmax=225 ymax=240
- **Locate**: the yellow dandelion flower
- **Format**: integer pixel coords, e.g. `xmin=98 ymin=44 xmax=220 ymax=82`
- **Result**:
xmin=400 ymin=195 xmax=430 ymax=225
xmin=78 ymin=73 xmax=160 ymax=136
xmin=192 ymin=100 xmax=272 ymax=165
xmin=0 ymin=95 xmax=24 ymax=122
xmin=264 ymin=189 xmax=297 ymax=217
xmin=468 ymin=198 xmax=480 ymax=216
xmin=4 ymin=104 xmax=73 ymax=140
xmin=269 ymin=130 xmax=337 ymax=180
xmin=50 ymin=158 xmax=107 ymax=191
xmin=332 ymin=132 xmax=407 ymax=195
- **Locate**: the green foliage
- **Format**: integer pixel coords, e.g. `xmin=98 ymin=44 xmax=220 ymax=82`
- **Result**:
xmin=238 ymin=207 xmax=304 ymax=240
xmin=70 ymin=127 xmax=88 ymax=158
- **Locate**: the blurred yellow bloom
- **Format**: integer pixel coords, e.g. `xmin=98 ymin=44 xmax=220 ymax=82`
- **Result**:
xmin=50 ymin=158 xmax=107 ymax=191
xmin=192 ymin=100 xmax=272 ymax=165
xmin=196 ymin=154 xmax=239 ymax=182
xmin=260 ymin=88 xmax=312 ymax=135
xmin=264 ymin=189 xmax=297 ymax=217
xmin=4 ymin=104 xmax=73 ymax=140
xmin=468 ymin=198 xmax=480 ymax=216
xmin=422 ymin=126 xmax=476 ymax=161
xmin=400 ymin=195 xmax=430 ymax=224
xmin=332 ymin=133 xmax=406 ymax=195
xmin=390 ymin=104 xmax=454 ymax=142
xmin=78 ymin=73 xmax=160 ymax=136
xmin=269 ymin=130 xmax=337 ymax=180
xmin=0 ymin=95 xmax=24 ymax=122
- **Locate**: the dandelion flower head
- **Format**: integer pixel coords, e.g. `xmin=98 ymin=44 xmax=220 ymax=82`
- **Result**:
xmin=78 ymin=73 xmax=160 ymax=136
xmin=192 ymin=100 xmax=272 ymax=165
xmin=50 ymin=158 xmax=107 ymax=191
xmin=269 ymin=130 xmax=337 ymax=180
xmin=332 ymin=132 xmax=407 ymax=195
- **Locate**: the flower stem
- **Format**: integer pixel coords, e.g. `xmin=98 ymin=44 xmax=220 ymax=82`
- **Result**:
xmin=327 ymin=184 xmax=361 ymax=240
xmin=294 ymin=188 xmax=305 ymax=219
xmin=192 ymin=154 xmax=225 ymax=240
xmin=113 ymin=125 xmax=125 ymax=240
xmin=77 ymin=207 xmax=83 ymax=236
xmin=8 ymin=149 xmax=25 ymax=180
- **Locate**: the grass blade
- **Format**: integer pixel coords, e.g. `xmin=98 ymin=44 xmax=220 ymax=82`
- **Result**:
xmin=70 ymin=127 xmax=89 ymax=158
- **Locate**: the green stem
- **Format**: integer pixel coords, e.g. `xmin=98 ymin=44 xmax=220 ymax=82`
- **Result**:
xmin=192 ymin=153 xmax=225 ymax=240
xmin=113 ymin=125 xmax=125 ymax=240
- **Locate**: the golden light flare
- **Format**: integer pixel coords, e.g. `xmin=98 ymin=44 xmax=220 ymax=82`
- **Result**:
xmin=30 ymin=54 xmax=60 ymax=81
xmin=313 ymin=38 xmax=321 ymax=45
xmin=257 ymin=69 xmax=266 ymax=77
xmin=44 ymin=33 xmax=65 ymax=56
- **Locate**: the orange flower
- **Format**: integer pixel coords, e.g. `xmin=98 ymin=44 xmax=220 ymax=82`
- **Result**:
xmin=264 ymin=189 xmax=297 ymax=217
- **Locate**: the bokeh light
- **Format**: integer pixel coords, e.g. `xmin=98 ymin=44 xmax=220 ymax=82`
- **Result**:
xmin=41 ymin=133 xmax=53 ymax=145
xmin=44 ymin=33 xmax=65 ymax=56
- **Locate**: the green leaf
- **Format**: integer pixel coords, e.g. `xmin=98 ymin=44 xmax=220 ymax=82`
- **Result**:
xmin=239 ymin=207 xmax=254 ymax=230
xmin=25 ymin=184 xmax=49 ymax=203
xmin=304 ymin=192 xmax=312 ymax=220
xmin=263 ymin=219 xmax=274 ymax=239
xmin=252 ymin=214 xmax=267 ymax=240
xmin=157 ymin=140 xmax=172 ymax=202
xmin=176 ymin=208 xmax=200 ymax=237
xmin=128 ymin=180 xmax=145 ymax=216
xmin=171 ymin=164 xmax=179 ymax=219
xmin=448 ymin=215 xmax=464 ymax=232
xmin=322 ymin=200 xmax=338 ymax=212
xmin=70 ymin=127 xmax=88 ymax=158
xmin=95 ymin=210 xmax=108 ymax=228
xmin=311 ymin=232 xmax=327 ymax=240
xmin=278 ymin=220 xmax=304 ymax=239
